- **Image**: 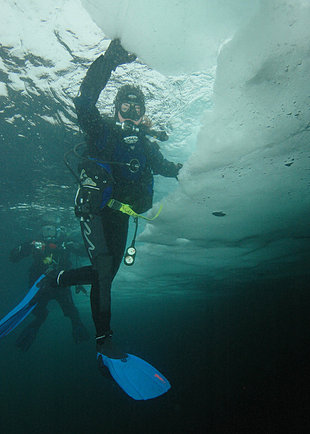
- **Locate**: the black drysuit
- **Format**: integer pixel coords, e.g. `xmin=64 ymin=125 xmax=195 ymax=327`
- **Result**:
xmin=59 ymin=44 xmax=181 ymax=340
xmin=9 ymin=239 xmax=88 ymax=350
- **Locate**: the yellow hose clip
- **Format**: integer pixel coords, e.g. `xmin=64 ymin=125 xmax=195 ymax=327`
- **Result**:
xmin=107 ymin=199 xmax=163 ymax=221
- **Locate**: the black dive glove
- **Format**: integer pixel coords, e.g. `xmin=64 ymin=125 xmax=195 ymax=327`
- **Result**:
xmin=176 ymin=163 xmax=183 ymax=172
xmin=74 ymin=161 xmax=112 ymax=219
xmin=155 ymin=131 xmax=169 ymax=142
xmin=104 ymin=39 xmax=137 ymax=69
xmin=175 ymin=163 xmax=183 ymax=180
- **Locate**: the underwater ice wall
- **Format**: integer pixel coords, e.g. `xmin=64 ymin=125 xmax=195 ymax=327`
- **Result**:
xmin=192 ymin=0 xmax=310 ymax=170
xmin=82 ymin=0 xmax=310 ymax=282
xmin=82 ymin=0 xmax=258 ymax=74
xmin=172 ymin=0 xmax=310 ymax=279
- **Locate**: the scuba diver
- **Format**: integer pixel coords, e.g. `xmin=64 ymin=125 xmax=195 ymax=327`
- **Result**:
xmin=39 ymin=39 xmax=183 ymax=358
xmin=9 ymin=224 xmax=90 ymax=351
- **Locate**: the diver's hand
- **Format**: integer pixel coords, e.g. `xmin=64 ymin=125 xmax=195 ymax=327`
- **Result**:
xmin=74 ymin=183 xmax=112 ymax=219
xmin=175 ymin=163 xmax=183 ymax=180
xmin=74 ymin=186 xmax=101 ymax=219
xmin=75 ymin=163 xmax=112 ymax=219
xmin=75 ymin=285 xmax=88 ymax=295
xmin=105 ymin=39 xmax=136 ymax=68
xmin=156 ymin=131 xmax=169 ymax=142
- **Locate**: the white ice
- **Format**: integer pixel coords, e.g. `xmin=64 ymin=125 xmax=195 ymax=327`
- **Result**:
xmin=1 ymin=0 xmax=309 ymax=287
xmin=82 ymin=0 xmax=310 ymax=284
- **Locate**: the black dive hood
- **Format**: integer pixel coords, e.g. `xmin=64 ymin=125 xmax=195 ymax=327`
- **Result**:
xmin=114 ymin=85 xmax=145 ymax=121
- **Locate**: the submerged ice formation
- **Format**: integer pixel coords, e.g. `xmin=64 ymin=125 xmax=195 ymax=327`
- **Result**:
xmin=82 ymin=0 xmax=310 ymax=283
xmin=1 ymin=0 xmax=309 ymax=286
xmin=82 ymin=0 xmax=258 ymax=74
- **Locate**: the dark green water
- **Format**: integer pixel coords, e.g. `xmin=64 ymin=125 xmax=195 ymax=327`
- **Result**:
xmin=1 ymin=271 xmax=309 ymax=433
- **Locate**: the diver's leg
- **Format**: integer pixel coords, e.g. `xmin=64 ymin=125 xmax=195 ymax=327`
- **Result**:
xmin=80 ymin=214 xmax=113 ymax=338
xmin=80 ymin=211 xmax=128 ymax=358
xmin=56 ymin=266 xmax=96 ymax=286
xmin=55 ymin=287 xmax=90 ymax=343
xmin=101 ymin=208 xmax=129 ymax=279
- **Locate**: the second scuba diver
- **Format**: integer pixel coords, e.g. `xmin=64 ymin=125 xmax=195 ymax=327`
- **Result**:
xmin=9 ymin=224 xmax=90 ymax=351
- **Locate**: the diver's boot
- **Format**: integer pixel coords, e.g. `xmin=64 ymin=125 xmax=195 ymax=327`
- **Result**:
xmin=30 ymin=269 xmax=64 ymax=306
xmin=96 ymin=331 xmax=126 ymax=359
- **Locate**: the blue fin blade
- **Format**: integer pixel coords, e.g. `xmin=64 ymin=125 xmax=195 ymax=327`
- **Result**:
xmin=0 ymin=274 xmax=45 ymax=338
xmin=0 ymin=304 xmax=37 ymax=337
xmin=97 ymin=353 xmax=171 ymax=400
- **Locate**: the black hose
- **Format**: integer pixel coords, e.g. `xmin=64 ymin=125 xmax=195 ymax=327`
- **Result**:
xmin=63 ymin=147 xmax=81 ymax=184
xmin=131 ymin=217 xmax=139 ymax=248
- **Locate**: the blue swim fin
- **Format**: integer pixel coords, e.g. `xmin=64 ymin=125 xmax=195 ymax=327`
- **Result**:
xmin=0 ymin=274 xmax=45 ymax=338
xmin=97 ymin=352 xmax=171 ymax=400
